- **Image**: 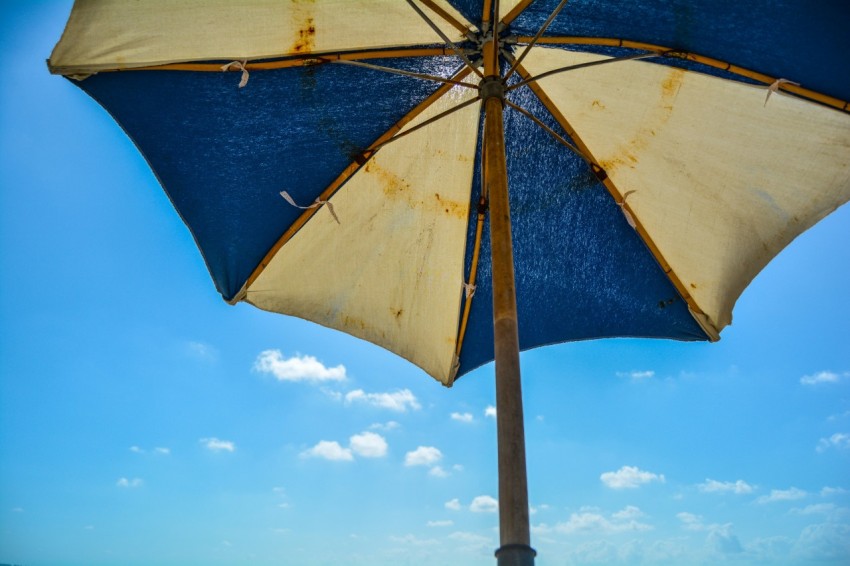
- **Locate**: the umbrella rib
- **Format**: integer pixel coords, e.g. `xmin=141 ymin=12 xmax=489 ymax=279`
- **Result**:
xmin=506 ymin=51 xmax=661 ymax=92
xmin=512 ymin=61 xmax=721 ymax=340
xmin=418 ymin=0 xmax=476 ymax=37
xmin=370 ymin=97 xmax=481 ymax=151
xmin=501 ymin=0 xmax=535 ymax=26
xmin=504 ymin=0 xmax=570 ymax=81
xmin=503 ymin=99 xmax=590 ymax=163
xmin=234 ymin=68 xmax=475 ymax=302
xmin=405 ymin=0 xmax=484 ymax=78
xmin=453 ymin=196 xmax=487 ymax=380
xmin=330 ymin=59 xmax=479 ymax=89
xmin=518 ymin=36 xmax=850 ymax=112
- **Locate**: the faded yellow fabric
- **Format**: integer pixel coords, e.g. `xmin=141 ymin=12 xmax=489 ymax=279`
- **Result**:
xmin=246 ymin=81 xmax=480 ymax=385
xmin=523 ymin=48 xmax=850 ymax=334
xmin=49 ymin=0 xmax=472 ymax=75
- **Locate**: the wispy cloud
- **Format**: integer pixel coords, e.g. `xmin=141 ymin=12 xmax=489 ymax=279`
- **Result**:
xmin=816 ymin=432 xmax=850 ymax=452
xmin=600 ymin=466 xmax=665 ymax=489
xmin=698 ymin=478 xmax=755 ymax=494
xmin=388 ymin=534 xmax=439 ymax=546
xmin=254 ymin=350 xmax=346 ymax=383
xmin=129 ymin=445 xmax=170 ymax=455
xmin=116 ymin=477 xmax=143 ymax=488
xmin=535 ymin=506 xmax=652 ymax=535
xmin=757 ymin=487 xmax=807 ymax=504
xmin=349 ymin=432 xmax=388 ymax=458
xmin=404 ymin=446 xmax=442 ymax=467
xmin=821 ymin=486 xmax=849 ymax=497
xmin=616 ymin=370 xmax=655 ymax=380
xmin=369 ymin=421 xmax=400 ymax=432
xmin=345 ymin=389 xmax=420 ymax=412
xmin=484 ymin=405 xmax=496 ymax=418
xmin=200 ymin=437 xmax=235 ymax=453
xmin=186 ymin=340 xmax=218 ymax=362
xmin=301 ymin=440 xmax=353 ymax=461
xmin=451 ymin=412 xmax=473 ymax=423
xmin=429 ymin=466 xmax=450 ymax=478
xmin=445 ymin=498 xmax=461 ymax=511
xmin=470 ymin=495 xmax=498 ymax=513
xmin=800 ymin=370 xmax=848 ymax=385
xmin=427 ymin=520 xmax=453 ymax=527
xmin=791 ymin=503 xmax=836 ymax=515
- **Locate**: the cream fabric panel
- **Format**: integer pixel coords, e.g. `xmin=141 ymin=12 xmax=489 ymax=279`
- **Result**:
xmin=50 ymin=0 xmax=472 ymax=75
xmin=523 ymin=48 xmax=850 ymax=334
xmin=247 ymin=83 xmax=480 ymax=385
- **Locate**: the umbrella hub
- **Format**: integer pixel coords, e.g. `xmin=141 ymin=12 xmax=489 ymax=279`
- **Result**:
xmin=480 ymin=76 xmax=506 ymax=104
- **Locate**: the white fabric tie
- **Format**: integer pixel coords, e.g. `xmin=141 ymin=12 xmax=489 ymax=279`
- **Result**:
xmin=280 ymin=191 xmax=340 ymax=224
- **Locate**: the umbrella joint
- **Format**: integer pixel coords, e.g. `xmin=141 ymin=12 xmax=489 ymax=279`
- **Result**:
xmin=479 ymin=76 xmax=505 ymax=104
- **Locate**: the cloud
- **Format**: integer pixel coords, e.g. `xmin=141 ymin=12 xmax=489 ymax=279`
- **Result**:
xmin=300 ymin=440 xmax=353 ymax=461
xmin=130 ymin=445 xmax=170 ymax=455
xmin=451 ymin=412 xmax=473 ymax=423
xmin=429 ymin=466 xmax=449 ymax=478
xmin=707 ymin=524 xmax=743 ymax=555
xmin=470 ymin=495 xmax=498 ymax=513
xmin=541 ymin=506 xmax=653 ymax=534
xmin=817 ymin=432 xmax=850 ymax=452
xmin=616 ymin=370 xmax=655 ymax=380
xmin=791 ymin=504 xmax=836 ymax=515
xmin=186 ymin=340 xmax=218 ymax=362
xmin=116 ymin=477 xmax=143 ymax=488
xmin=677 ymin=512 xmax=704 ymax=531
xmin=822 ymin=486 xmax=849 ymax=497
xmin=404 ymin=446 xmax=442 ymax=467
xmin=349 ymin=432 xmax=387 ymax=458
xmin=445 ymin=498 xmax=461 ymax=511
xmin=389 ymin=534 xmax=439 ymax=546
xmin=698 ymin=478 xmax=754 ymax=494
xmin=792 ymin=522 xmax=850 ymax=561
xmin=200 ymin=437 xmax=235 ymax=453
xmin=427 ymin=520 xmax=453 ymax=527
xmin=600 ymin=466 xmax=665 ymax=489
xmin=369 ymin=421 xmax=400 ymax=432
xmin=254 ymin=350 xmax=346 ymax=383
xmin=345 ymin=389 xmax=420 ymax=412
xmin=757 ymin=487 xmax=807 ymax=504
xmin=484 ymin=405 xmax=496 ymax=418
xmin=800 ymin=370 xmax=848 ymax=385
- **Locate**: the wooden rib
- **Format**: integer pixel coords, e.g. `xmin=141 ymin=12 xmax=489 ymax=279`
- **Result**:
xmin=234 ymin=67 xmax=476 ymax=300
xmin=482 ymin=0 xmax=493 ymax=25
xmin=120 ymin=47 xmax=456 ymax=73
xmin=517 ymin=36 xmax=850 ymax=112
xmin=419 ymin=0 xmax=475 ymax=35
xmin=513 ymin=62 xmax=721 ymax=340
xmin=454 ymin=205 xmax=487 ymax=367
xmin=501 ymin=0 xmax=534 ymax=26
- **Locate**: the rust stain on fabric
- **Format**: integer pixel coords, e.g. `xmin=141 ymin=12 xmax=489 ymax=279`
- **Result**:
xmin=291 ymin=18 xmax=316 ymax=53
xmin=364 ymin=161 xmax=468 ymax=219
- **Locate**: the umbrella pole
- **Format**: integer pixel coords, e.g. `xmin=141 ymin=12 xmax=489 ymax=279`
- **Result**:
xmin=483 ymin=44 xmax=536 ymax=566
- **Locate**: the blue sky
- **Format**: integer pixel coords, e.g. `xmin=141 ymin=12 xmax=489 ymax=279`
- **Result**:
xmin=1 ymin=2 xmax=849 ymax=565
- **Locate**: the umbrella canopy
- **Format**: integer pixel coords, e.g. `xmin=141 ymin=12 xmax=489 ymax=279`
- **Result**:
xmin=49 ymin=1 xmax=850 ymax=563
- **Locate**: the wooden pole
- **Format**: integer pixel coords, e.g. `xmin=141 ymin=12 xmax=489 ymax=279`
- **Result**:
xmin=483 ymin=33 xmax=536 ymax=566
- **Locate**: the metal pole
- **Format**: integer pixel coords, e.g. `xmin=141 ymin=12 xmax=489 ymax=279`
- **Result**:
xmin=482 ymin=32 xmax=536 ymax=566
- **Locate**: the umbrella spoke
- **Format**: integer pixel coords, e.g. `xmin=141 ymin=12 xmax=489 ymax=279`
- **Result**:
xmin=405 ymin=0 xmax=484 ymax=78
xmin=504 ymin=0 xmax=570 ymax=81
xmin=370 ymin=96 xmax=480 ymax=152
xmin=507 ymin=51 xmax=661 ymax=92
xmin=503 ymin=99 xmax=590 ymax=164
xmin=418 ymin=0 xmax=476 ymax=37
xmin=330 ymin=59 xmax=479 ymax=89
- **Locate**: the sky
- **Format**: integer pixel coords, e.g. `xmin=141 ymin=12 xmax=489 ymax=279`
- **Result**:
xmin=1 ymin=2 xmax=849 ymax=565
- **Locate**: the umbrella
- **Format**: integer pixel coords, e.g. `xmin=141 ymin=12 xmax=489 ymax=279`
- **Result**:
xmin=49 ymin=1 xmax=850 ymax=564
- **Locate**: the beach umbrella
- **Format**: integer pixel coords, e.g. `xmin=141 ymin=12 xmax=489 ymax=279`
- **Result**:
xmin=49 ymin=1 xmax=850 ymax=564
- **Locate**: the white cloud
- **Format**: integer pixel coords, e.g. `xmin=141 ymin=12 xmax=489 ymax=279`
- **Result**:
xmin=451 ymin=412 xmax=473 ymax=423
xmin=429 ymin=466 xmax=449 ymax=478
xmin=698 ymin=478 xmax=754 ymax=494
xmin=677 ymin=512 xmax=704 ymax=531
xmin=345 ymin=389 xmax=420 ymax=412
xmin=757 ymin=487 xmax=807 ymax=504
xmin=707 ymin=523 xmax=743 ymax=555
xmin=186 ymin=340 xmax=218 ymax=362
xmin=154 ymin=447 xmax=170 ymax=455
xmin=369 ymin=421 xmax=400 ymax=432
xmin=484 ymin=405 xmax=496 ymax=418
xmin=549 ymin=506 xmax=653 ymax=534
xmin=404 ymin=446 xmax=442 ymax=467
xmin=792 ymin=504 xmax=836 ymax=515
xmin=300 ymin=440 xmax=353 ymax=461
xmin=600 ymin=466 xmax=665 ymax=489
xmin=445 ymin=498 xmax=461 ymax=511
xmin=129 ymin=445 xmax=143 ymax=453
xmin=349 ymin=431 xmax=388 ymax=458
xmin=116 ymin=477 xmax=143 ymax=488
xmin=616 ymin=370 xmax=655 ymax=380
xmin=817 ymin=432 xmax=850 ymax=452
xmin=389 ymin=534 xmax=439 ymax=546
xmin=800 ymin=370 xmax=848 ymax=385
xmin=427 ymin=520 xmax=453 ymax=527
xmin=821 ymin=486 xmax=849 ymax=497
xmin=200 ymin=437 xmax=235 ymax=453
xmin=470 ymin=495 xmax=498 ymax=513
xmin=254 ymin=350 xmax=346 ymax=383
